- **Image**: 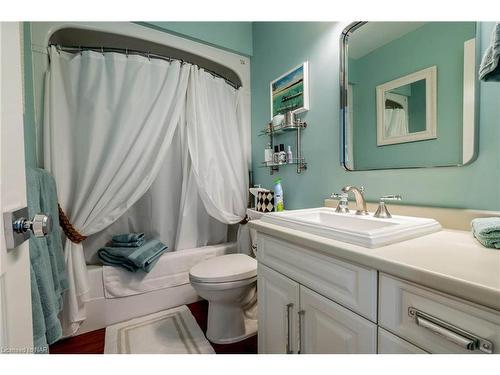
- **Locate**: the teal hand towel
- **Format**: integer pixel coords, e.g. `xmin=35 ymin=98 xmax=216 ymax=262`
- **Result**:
xmin=471 ymin=217 xmax=500 ymax=248
xmin=479 ymin=23 xmax=500 ymax=82
xmin=26 ymin=168 xmax=69 ymax=352
xmin=98 ymin=239 xmax=169 ymax=272
xmin=111 ymin=233 xmax=145 ymax=247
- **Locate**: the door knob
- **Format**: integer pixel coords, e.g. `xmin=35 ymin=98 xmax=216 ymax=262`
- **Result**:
xmin=3 ymin=207 xmax=53 ymax=250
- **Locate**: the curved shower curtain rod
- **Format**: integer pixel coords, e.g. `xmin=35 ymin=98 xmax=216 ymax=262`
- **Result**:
xmin=48 ymin=43 xmax=242 ymax=90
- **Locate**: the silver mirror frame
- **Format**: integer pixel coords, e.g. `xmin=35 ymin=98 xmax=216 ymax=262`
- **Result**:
xmin=339 ymin=22 xmax=481 ymax=171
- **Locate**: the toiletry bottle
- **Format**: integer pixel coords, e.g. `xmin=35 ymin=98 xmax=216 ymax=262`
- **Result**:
xmin=274 ymin=178 xmax=284 ymax=212
xmin=278 ymin=144 xmax=286 ymax=164
xmin=287 ymin=145 xmax=293 ymax=164
xmin=264 ymin=143 xmax=273 ymax=165
xmin=273 ymin=145 xmax=279 ymax=164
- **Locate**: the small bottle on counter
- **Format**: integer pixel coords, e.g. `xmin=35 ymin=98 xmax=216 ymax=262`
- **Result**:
xmin=287 ymin=145 xmax=293 ymax=164
xmin=278 ymin=144 xmax=287 ymax=164
xmin=273 ymin=145 xmax=280 ymax=164
xmin=264 ymin=143 xmax=273 ymax=165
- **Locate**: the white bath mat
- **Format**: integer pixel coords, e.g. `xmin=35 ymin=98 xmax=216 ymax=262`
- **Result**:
xmin=104 ymin=305 xmax=215 ymax=354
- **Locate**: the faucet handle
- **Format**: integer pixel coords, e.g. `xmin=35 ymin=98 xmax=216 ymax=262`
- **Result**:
xmin=374 ymin=195 xmax=402 ymax=219
xmin=380 ymin=194 xmax=402 ymax=202
xmin=330 ymin=192 xmax=347 ymax=200
xmin=330 ymin=192 xmax=349 ymax=213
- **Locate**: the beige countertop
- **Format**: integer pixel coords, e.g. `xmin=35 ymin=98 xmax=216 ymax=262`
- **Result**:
xmin=249 ymin=219 xmax=500 ymax=312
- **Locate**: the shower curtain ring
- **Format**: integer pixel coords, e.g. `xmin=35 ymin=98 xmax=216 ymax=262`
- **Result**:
xmin=79 ymin=46 xmax=83 ymax=56
xmin=125 ymin=48 xmax=129 ymax=57
xmin=101 ymin=46 xmax=104 ymax=56
xmin=147 ymin=52 xmax=151 ymax=61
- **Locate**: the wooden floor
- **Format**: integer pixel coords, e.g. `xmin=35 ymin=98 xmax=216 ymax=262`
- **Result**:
xmin=49 ymin=300 xmax=257 ymax=354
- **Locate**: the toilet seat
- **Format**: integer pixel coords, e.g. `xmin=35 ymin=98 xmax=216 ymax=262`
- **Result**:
xmin=189 ymin=254 xmax=257 ymax=283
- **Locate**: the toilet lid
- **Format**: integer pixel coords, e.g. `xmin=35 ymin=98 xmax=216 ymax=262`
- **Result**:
xmin=189 ymin=254 xmax=257 ymax=283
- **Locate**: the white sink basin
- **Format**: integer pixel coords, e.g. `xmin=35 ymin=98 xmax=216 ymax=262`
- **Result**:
xmin=260 ymin=207 xmax=441 ymax=248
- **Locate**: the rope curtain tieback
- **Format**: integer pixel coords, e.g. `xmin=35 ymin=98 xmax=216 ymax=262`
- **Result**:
xmin=239 ymin=214 xmax=249 ymax=225
xmin=58 ymin=204 xmax=87 ymax=243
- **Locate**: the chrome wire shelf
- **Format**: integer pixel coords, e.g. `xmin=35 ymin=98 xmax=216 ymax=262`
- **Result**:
xmin=260 ymin=120 xmax=308 ymax=174
xmin=258 ymin=121 xmax=307 ymax=136
xmin=259 ymin=158 xmax=307 ymax=170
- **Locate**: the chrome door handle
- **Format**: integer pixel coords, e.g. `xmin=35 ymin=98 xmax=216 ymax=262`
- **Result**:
xmin=285 ymin=303 xmax=293 ymax=354
xmin=3 ymin=207 xmax=53 ymax=249
xmin=13 ymin=213 xmax=52 ymax=237
xmin=297 ymin=310 xmax=305 ymax=354
xmin=408 ymin=307 xmax=493 ymax=354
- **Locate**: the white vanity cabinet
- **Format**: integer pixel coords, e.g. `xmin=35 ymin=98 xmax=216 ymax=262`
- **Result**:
xmin=257 ymin=233 xmax=378 ymax=354
xmin=256 ymin=231 xmax=500 ymax=354
xmin=258 ymin=264 xmax=377 ymax=354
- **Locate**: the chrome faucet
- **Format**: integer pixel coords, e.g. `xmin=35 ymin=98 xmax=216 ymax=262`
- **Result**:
xmin=341 ymin=185 xmax=369 ymax=215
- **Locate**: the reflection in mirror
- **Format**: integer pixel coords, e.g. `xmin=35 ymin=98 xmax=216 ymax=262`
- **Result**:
xmin=376 ymin=66 xmax=436 ymax=146
xmin=341 ymin=22 xmax=478 ymax=171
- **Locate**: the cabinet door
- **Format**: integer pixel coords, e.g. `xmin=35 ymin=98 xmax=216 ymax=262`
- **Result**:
xmin=258 ymin=264 xmax=300 ymax=354
xmin=299 ymin=286 xmax=377 ymax=354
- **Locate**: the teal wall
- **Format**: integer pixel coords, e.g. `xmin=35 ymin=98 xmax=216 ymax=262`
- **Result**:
xmin=350 ymin=22 xmax=475 ymax=169
xmin=141 ymin=22 xmax=253 ymax=56
xmin=251 ymin=22 xmax=500 ymax=210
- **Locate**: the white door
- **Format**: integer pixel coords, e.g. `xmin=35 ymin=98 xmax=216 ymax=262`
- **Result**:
xmin=299 ymin=285 xmax=377 ymax=354
xmin=0 ymin=22 xmax=34 ymax=352
xmin=257 ymin=264 xmax=300 ymax=354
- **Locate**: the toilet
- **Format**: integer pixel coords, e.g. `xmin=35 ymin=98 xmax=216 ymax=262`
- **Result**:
xmin=189 ymin=253 xmax=258 ymax=344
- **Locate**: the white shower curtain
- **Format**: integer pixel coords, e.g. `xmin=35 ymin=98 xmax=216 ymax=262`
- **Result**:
xmin=384 ymin=108 xmax=408 ymax=138
xmin=44 ymin=47 xmax=249 ymax=334
xmin=186 ymin=66 xmax=248 ymax=224
xmin=44 ymin=47 xmax=190 ymax=334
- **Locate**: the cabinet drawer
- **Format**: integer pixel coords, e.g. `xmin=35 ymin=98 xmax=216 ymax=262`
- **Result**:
xmin=379 ymin=273 xmax=500 ymax=354
xmin=257 ymin=234 xmax=377 ymax=322
xmin=378 ymin=328 xmax=427 ymax=354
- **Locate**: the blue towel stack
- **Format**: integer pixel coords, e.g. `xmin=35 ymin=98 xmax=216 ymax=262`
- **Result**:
xmin=471 ymin=217 xmax=500 ymax=249
xmin=97 ymin=233 xmax=169 ymax=272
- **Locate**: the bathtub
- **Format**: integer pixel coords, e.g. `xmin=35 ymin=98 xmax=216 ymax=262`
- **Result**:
xmin=77 ymin=242 xmax=237 ymax=335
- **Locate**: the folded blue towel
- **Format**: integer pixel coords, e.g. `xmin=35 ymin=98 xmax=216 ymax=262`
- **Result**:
xmin=471 ymin=217 xmax=500 ymax=248
xmin=26 ymin=168 xmax=69 ymax=353
xmin=111 ymin=233 xmax=145 ymax=247
xmin=479 ymin=23 xmax=500 ymax=82
xmin=98 ymin=239 xmax=169 ymax=272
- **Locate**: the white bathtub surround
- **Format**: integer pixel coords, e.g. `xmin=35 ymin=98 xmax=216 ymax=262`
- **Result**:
xmin=44 ymin=47 xmax=249 ymax=335
xmin=78 ymin=242 xmax=235 ymax=334
xmin=103 ymin=243 xmax=236 ymax=298
xmin=104 ymin=305 xmax=214 ymax=354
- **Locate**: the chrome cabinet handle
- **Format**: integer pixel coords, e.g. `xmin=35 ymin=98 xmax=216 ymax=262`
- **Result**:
xmin=298 ymin=310 xmax=305 ymax=354
xmin=285 ymin=303 xmax=293 ymax=354
xmin=408 ymin=307 xmax=493 ymax=354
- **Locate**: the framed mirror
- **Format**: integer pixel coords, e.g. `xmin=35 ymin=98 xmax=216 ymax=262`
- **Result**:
xmin=340 ymin=22 xmax=479 ymax=170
